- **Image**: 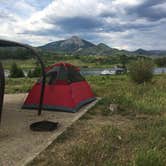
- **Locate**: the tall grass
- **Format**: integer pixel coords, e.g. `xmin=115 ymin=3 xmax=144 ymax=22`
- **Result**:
xmin=28 ymin=74 xmax=166 ymax=166
xmin=87 ymin=75 xmax=166 ymax=114
xmin=134 ymin=149 xmax=165 ymax=166
xmin=5 ymin=78 xmax=35 ymax=94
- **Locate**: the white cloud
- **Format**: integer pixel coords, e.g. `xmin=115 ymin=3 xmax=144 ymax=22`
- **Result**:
xmin=0 ymin=0 xmax=165 ymax=50
xmin=113 ymin=0 xmax=143 ymax=6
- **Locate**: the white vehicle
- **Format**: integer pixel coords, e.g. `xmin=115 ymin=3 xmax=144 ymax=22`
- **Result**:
xmin=101 ymin=69 xmax=115 ymax=75
xmin=109 ymin=70 xmax=116 ymax=75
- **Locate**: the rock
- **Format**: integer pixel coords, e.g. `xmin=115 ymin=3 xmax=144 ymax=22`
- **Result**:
xmin=135 ymin=114 xmax=149 ymax=119
xmin=109 ymin=104 xmax=118 ymax=112
xmin=117 ymin=135 xmax=122 ymax=141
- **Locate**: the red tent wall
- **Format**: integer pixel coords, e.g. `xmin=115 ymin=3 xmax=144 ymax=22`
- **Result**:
xmin=23 ymin=63 xmax=95 ymax=112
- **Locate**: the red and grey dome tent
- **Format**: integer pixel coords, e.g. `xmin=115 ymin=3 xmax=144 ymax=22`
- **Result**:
xmin=22 ymin=62 xmax=95 ymax=113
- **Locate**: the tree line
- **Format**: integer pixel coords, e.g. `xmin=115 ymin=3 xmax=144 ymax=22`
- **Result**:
xmin=9 ymin=63 xmax=41 ymax=78
xmin=0 ymin=47 xmax=33 ymax=59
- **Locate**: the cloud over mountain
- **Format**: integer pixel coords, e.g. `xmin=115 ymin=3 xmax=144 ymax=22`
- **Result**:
xmin=0 ymin=0 xmax=166 ymax=50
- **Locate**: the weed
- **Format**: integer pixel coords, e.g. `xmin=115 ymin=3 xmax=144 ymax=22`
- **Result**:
xmin=134 ymin=149 xmax=165 ymax=166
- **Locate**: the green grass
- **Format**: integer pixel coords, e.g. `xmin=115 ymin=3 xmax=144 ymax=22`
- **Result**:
xmin=5 ymin=74 xmax=166 ymax=166
xmin=87 ymin=75 xmax=166 ymax=115
xmin=2 ymin=59 xmax=36 ymax=70
xmin=29 ymin=116 xmax=166 ymax=166
xmin=2 ymin=56 xmax=120 ymax=70
xmin=5 ymin=77 xmax=36 ymax=94
xmin=134 ymin=149 xmax=165 ymax=166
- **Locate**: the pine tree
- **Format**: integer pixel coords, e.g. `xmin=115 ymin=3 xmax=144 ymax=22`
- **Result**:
xmin=10 ymin=63 xmax=25 ymax=78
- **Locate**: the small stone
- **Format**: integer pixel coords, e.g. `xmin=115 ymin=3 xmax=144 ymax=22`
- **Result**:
xmin=136 ymin=114 xmax=148 ymax=119
xmin=109 ymin=104 xmax=118 ymax=112
xmin=117 ymin=135 xmax=122 ymax=140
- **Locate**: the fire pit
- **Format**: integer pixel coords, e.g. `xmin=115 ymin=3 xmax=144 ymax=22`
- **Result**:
xmin=30 ymin=121 xmax=59 ymax=132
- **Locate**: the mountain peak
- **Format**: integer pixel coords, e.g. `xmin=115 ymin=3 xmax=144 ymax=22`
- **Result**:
xmin=97 ymin=43 xmax=111 ymax=49
xmin=70 ymin=36 xmax=81 ymax=40
xmin=134 ymin=48 xmax=148 ymax=54
xmin=64 ymin=36 xmax=84 ymax=46
xmin=40 ymin=36 xmax=94 ymax=53
xmin=136 ymin=48 xmax=147 ymax=52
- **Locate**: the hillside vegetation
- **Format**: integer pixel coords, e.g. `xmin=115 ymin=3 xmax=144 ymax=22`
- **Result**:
xmin=1 ymin=36 xmax=166 ymax=60
xmin=6 ymin=75 xmax=166 ymax=166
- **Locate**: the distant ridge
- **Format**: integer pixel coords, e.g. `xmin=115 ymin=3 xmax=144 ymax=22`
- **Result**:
xmin=39 ymin=36 xmax=95 ymax=53
xmin=38 ymin=36 xmax=166 ymax=56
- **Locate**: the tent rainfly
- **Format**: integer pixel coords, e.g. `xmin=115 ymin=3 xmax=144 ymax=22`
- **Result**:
xmin=23 ymin=62 xmax=96 ymax=113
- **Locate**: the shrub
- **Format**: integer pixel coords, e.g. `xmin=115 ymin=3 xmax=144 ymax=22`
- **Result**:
xmin=128 ymin=59 xmax=154 ymax=84
xmin=9 ymin=63 xmax=25 ymax=78
xmin=154 ymin=57 xmax=166 ymax=67
xmin=27 ymin=66 xmax=41 ymax=77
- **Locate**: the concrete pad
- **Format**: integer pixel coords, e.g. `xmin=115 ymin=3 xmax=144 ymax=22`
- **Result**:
xmin=0 ymin=94 xmax=99 ymax=166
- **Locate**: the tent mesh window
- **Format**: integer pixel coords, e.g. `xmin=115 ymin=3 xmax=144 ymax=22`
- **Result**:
xmin=57 ymin=65 xmax=68 ymax=81
xmin=46 ymin=72 xmax=57 ymax=85
xmin=45 ymin=66 xmax=59 ymax=85
xmin=67 ymin=66 xmax=85 ymax=83
xmin=41 ymin=65 xmax=85 ymax=85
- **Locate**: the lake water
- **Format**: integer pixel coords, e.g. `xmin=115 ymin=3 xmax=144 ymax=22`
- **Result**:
xmin=81 ymin=68 xmax=166 ymax=76
xmin=154 ymin=68 xmax=166 ymax=74
xmin=4 ymin=67 xmax=166 ymax=77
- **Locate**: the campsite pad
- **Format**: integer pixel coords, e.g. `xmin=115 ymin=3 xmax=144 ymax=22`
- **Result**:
xmin=0 ymin=94 xmax=99 ymax=166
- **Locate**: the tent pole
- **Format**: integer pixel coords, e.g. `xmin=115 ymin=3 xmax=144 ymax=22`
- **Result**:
xmin=0 ymin=40 xmax=46 ymax=118
xmin=27 ymin=46 xmax=46 ymax=116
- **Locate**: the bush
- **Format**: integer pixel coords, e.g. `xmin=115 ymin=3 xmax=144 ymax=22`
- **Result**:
xmin=154 ymin=57 xmax=166 ymax=67
xmin=9 ymin=63 xmax=25 ymax=78
xmin=27 ymin=66 xmax=41 ymax=77
xmin=128 ymin=59 xmax=154 ymax=84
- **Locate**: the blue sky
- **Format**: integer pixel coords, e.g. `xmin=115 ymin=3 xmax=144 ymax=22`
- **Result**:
xmin=0 ymin=0 xmax=166 ymax=50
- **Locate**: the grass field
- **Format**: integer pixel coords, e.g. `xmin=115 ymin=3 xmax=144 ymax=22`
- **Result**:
xmin=5 ymin=77 xmax=36 ymax=94
xmin=5 ymin=74 xmax=166 ymax=166
xmin=2 ymin=56 xmax=122 ymax=70
xmin=2 ymin=59 xmax=36 ymax=70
